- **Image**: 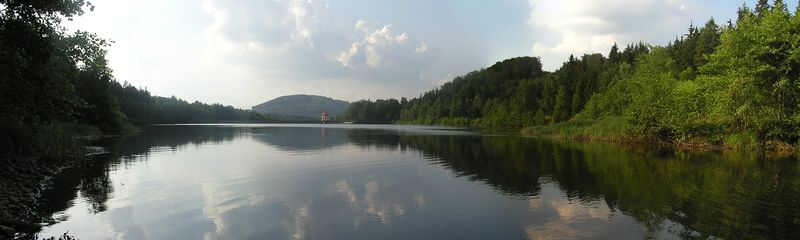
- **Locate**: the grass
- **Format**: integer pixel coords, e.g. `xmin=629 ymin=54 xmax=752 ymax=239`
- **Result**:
xmin=522 ymin=116 xmax=634 ymax=141
xmin=522 ymin=116 xmax=798 ymax=154
xmin=722 ymin=131 xmax=761 ymax=150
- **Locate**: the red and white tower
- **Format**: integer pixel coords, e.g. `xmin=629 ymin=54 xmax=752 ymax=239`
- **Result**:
xmin=321 ymin=112 xmax=330 ymax=124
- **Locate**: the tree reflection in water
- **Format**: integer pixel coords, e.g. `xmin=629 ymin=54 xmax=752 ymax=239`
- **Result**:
xmin=35 ymin=125 xmax=800 ymax=239
xmin=345 ymin=129 xmax=800 ymax=239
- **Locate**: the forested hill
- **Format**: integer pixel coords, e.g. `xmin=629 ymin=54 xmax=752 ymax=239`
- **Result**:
xmin=349 ymin=1 xmax=800 ymax=149
xmin=252 ymin=95 xmax=350 ymax=118
xmin=396 ymin=43 xmax=649 ymax=127
xmin=109 ymin=81 xmax=267 ymax=125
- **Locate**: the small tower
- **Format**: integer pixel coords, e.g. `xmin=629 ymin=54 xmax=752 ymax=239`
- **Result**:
xmin=321 ymin=112 xmax=329 ymax=124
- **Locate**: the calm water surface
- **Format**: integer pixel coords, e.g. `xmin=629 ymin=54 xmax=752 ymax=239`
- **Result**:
xmin=36 ymin=124 xmax=800 ymax=239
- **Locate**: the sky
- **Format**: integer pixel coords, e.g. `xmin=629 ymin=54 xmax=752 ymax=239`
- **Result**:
xmin=65 ymin=0 xmax=795 ymax=109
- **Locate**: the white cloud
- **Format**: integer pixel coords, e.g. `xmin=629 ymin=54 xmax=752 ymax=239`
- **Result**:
xmin=202 ymin=0 xmax=319 ymax=53
xmin=65 ymin=0 xmax=479 ymax=107
xmin=415 ymin=41 xmax=428 ymax=54
xmin=289 ymin=0 xmax=317 ymax=47
xmin=365 ymin=45 xmax=382 ymax=67
xmin=195 ymin=2 xmax=442 ymax=105
xmin=354 ymin=20 xmax=376 ymax=32
xmin=525 ymin=183 xmax=617 ymax=240
xmin=337 ymin=22 xmax=415 ymax=68
xmin=528 ymin=0 xmax=696 ymax=69
xmin=365 ymin=25 xmax=408 ymax=46
xmin=198 ymin=3 xmax=438 ymax=103
xmin=336 ymin=42 xmax=361 ymax=67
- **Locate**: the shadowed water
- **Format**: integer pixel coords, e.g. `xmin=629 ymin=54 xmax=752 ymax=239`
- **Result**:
xmin=35 ymin=124 xmax=800 ymax=239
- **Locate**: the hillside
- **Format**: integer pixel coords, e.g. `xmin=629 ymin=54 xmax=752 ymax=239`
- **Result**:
xmin=252 ymin=95 xmax=350 ymax=119
xmin=396 ymin=47 xmax=646 ymax=127
xmin=110 ymin=82 xmax=269 ymax=125
xmin=353 ymin=4 xmax=800 ymax=149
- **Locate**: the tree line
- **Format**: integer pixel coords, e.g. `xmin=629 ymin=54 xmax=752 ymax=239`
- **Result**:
xmin=109 ymin=81 xmax=266 ymax=125
xmin=345 ymin=43 xmax=649 ymax=127
xmin=345 ymin=0 xmax=800 ymax=148
xmin=581 ymin=0 xmax=799 ymax=147
xmin=0 ymin=1 xmax=267 ymax=158
xmin=342 ymin=99 xmax=404 ymax=124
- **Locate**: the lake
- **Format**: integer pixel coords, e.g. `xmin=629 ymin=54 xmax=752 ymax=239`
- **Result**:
xmin=36 ymin=124 xmax=800 ymax=239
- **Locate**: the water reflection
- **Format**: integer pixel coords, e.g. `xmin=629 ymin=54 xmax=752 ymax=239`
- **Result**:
xmin=251 ymin=127 xmax=349 ymax=153
xmin=36 ymin=125 xmax=800 ymax=239
xmin=37 ymin=152 xmax=113 ymax=221
xmin=349 ymin=131 xmax=800 ymax=239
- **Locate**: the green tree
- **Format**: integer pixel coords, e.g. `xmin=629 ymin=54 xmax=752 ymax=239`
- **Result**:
xmin=0 ymin=0 xmax=118 ymax=156
xmin=553 ymin=86 xmax=569 ymax=122
xmin=701 ymin=1 xmax=799 ymax=142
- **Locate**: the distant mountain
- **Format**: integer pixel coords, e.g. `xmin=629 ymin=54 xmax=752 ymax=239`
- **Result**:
xmin=252 ymin=94 xmax=350 ymax=119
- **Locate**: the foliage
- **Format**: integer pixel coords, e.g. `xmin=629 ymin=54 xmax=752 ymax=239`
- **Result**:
xmin=0 ymin=0 xmax=267 ymax=158
xmin=389 ymin=45 xmax=649 ymax=128
xmin=536 ymin=1 xmax=800 ymax=148
xmin=700 ymin=0 xmax=800 ymax=144
xmin=108 ymin=81 xmax=268 ymax=124
xmin=0 ymin=0 xmax=123 ymax=156
xmin=343 ymin=99 xmax=402 ymax=124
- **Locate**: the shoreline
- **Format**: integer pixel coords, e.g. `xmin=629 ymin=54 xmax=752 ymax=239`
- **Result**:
xmin=520 ymin=126 xmax=798 ymax=156
xmin=0 ymin=136 xmax=116 ymax=239
xmin=0 ymin=157 xmax=69 ymax=239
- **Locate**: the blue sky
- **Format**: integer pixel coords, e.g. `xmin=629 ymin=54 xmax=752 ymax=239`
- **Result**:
xmin=66 ymin=0 xmax=795 ymax=108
